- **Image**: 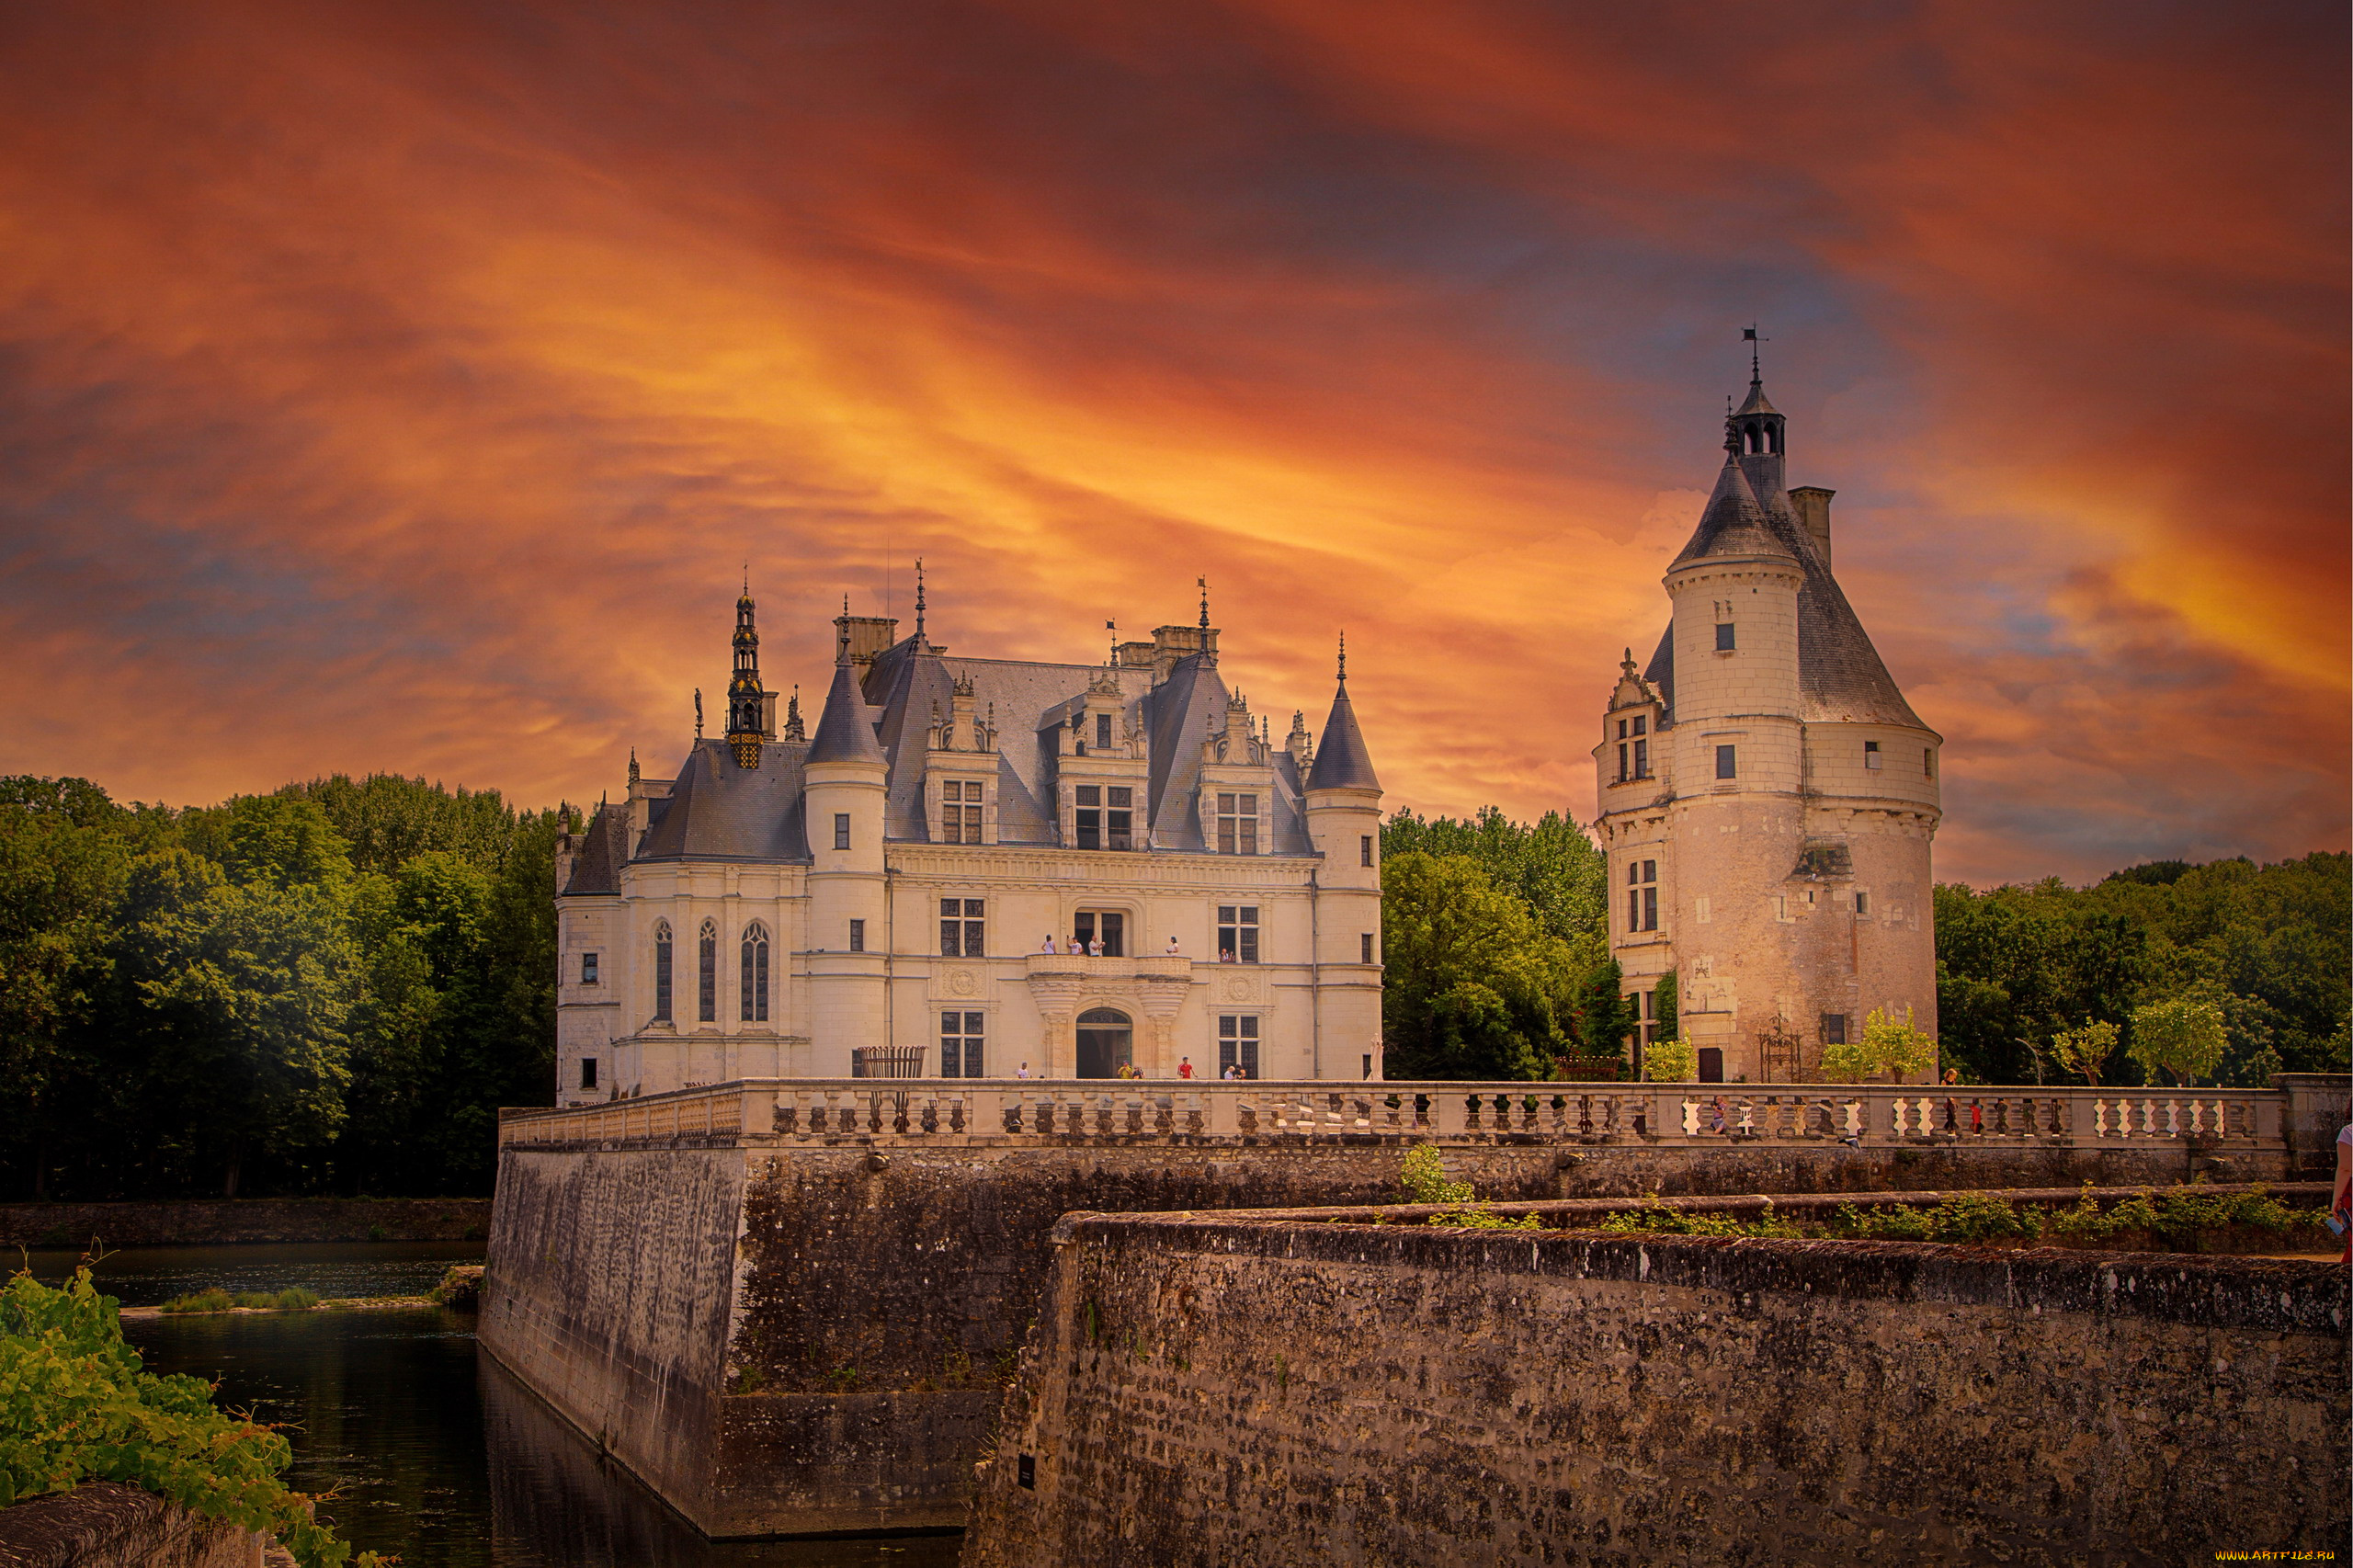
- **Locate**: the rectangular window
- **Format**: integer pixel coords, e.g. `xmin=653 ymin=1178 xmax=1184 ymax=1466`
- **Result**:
xmin=1074 ymin=784 xmax=1100 ymax=850
xmin=940 ymin=1010 xmax=984 ymax=1078
xmin=1360 ymin=932 xmax=1375 ymax=964
xmin=1715 ymin=745 xmax=1737 ymax=780
xmin=1641 ymin=990 xmax=1655 ymax=1021
xmin=1631 ymin=715 xmax=1647 ymax=736
xmin=1216 ymin=905 xmax=1259 ymax=964
xmin=1643 ymin=887 xmax=1658 ymax=929
xmin=1095 ymin=712 xmax=1112 ymax=750
xmin=1217 ymin=1015 xmax=1260 ymax=1078
xmin=1625 ymin=860 xmax=1658 ymax=933
xmin=1616 ymin=719 xmax=1628 ymax=739
xmin=848 ymin=918 xmax=865 ymax=953
xmin=1108 ymin=786 xmax=1132 ymax=851
xmin=581 ymin=1057 xmax=597 ymax=1090
xmin=1073 ymin=910 xmax=1124 ymax=958
xmin=940 ymin=779 xmax=983 ymax=843
xmin=1924 ymin=748 xmax=1935 ymax=778
xmin=940 ymin=898 xmax=984 ymax=958
xmin=1820 ymin=1012 xmax=1848 ymax=1046
xmin=1715 ymin=622 xmax=1736 ymax=651
xmin=1215 ymin=793 xmax=1258 ymax=855
xmin=833 ymin=812 xmax=851 ymax=850
xmin=1633 ymin=738 xmax=1649 ymax=778
xmin=1360 ymin=835 xmax=1373 ymax=868
xmin=580 ymin=952 xmax=598 ymax=984
xmin=1864 ymin=740 xmax=1881 ymax=770
xmin=1854 ymin=892 xmax=1870 ymax=916
xmin=1617 ymin=743 xmax=1629 ymax=783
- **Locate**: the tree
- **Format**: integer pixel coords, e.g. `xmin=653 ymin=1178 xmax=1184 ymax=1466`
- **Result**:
xmin=1820 ymin=1006 xmax=1938 ymax=1084
xmin=2048 ymin=1019 xmax=2119 ymax=1085
xmin=1571 ymin=959 xmax=1637 ymax=1060
xmin=1642 ymin=1037 xmax=1697 ymax=1082
xmin=2127 ymin=996 xmax=2227 ymax=1086
xmin=1378 ymin=851 xmax=1574 ymax=1081
xmin=1652 ymin=971 xmax=1679 ymax=1040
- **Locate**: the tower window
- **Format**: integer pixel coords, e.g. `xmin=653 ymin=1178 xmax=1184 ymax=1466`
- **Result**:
xmin=1217 ymin=1016 xmax=1260 ymax=1078
xmin=1617 ymin=719 xmax=1628 ymax=740
xmin=580 ymin=952 xmax=598 ymax=985
xmin=1631 ymin=716 xmax=1646 ymax=736
xmin=848 ymin=918 xmax=866 ymax=953
xmin=740 ymin=924 xmax=769 ymax=1022
xmin=1073 ymin=910 xmax=1124 ymax=957
xmin=940 ymin=899 xmax=985 ymax=958
xmin=1095 ymin=712 xmax=1112 ymax=750
xmin=1820 ymin=1013 xmax=1848 ymax=1047
xmin=1715 ymin=745 xmax=1737 ymax=780
xmin=1216 ymin=793 xmax=1258 ymax=855
xmin=940 ymin=780 xmax=983 ymax=843
xmin=1360 ymin=932 xmax=1375 ymax=964
xmin=1633 ymin=738 xmax=1649 ymax=778
xmin=1715 ymin=622 xmax=1736 ymax=652
xmin=1360 ymin=835 xmax=1373 ymax=868
xmin=833 ymin=812 xmax=851 ymax=850
xmin=1864 ymin=740 xmax=1882 ymax=770
xmin=581 ymin=1057 xmax=597 ymax=1090
xmin=1617 ymin=743 xmax=1630 ymax=783
xmin=698 ymin=920 xmax=718 ymax=1023
xmin=1216 ymin=905 xmax=1259 ymax=964
xmin=1855 ymin=892 xmax=1870 ymax=916
xmin=1625 ymin=860 xmax=1658 ymax=933
xmin=653 ymin=922 xmax=673 ymax=1022
xmin=940 ymin=1011 xmax=984 ymax=1078
xmin=1925 ymin=748 xmax=1936 ymax=778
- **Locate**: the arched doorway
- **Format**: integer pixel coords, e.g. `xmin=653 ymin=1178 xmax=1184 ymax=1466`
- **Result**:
xmin=1074 ymin=1007 xmax=1133 ymax=1079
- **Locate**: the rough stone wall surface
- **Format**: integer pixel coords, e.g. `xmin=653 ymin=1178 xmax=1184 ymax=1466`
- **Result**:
xmin=967 ymin=1220 xmax=2350 ymax=1568
xmin=0 ymin=1198 xmax=491 ymax=1248
xmin=476 ymin=1146 xmax=747 ymax=1534
xmin=0 ymin=1483 xmax=264 ymax=1568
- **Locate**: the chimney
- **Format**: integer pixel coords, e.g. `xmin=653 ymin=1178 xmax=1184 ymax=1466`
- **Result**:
xmin=835 ymin=614 xmax=899 ymax=665
xmin=760 ymin=690 xmax=779 ymax=741
xmin=1790 ymin=486 xmax=1836 ymax=569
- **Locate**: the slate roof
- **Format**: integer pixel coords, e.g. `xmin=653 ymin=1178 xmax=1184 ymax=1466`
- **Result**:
xmin=634 ymin=739 xmax=813 ymax=862
xmin=1645 ymin=440 xmax=1927 ymax=732
xmin=806 ymin=658 xmax=886 ymax=767
xmin=559 ymin=801 xmax=631 ymax=894
xmin=1305 ymin=680 xmax=1381 ymax=791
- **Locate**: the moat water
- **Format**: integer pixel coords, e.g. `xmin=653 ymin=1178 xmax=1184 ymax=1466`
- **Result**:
xmin=23 ymin=1244 xmax=961 ymax=1568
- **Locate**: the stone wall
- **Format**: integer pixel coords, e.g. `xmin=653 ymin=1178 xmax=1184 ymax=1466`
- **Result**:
xmin=0 ymin=1198 xmax=492 ymax=1248
xmin=0 ymin=1483 xmax=267 ymax=1568
xmin=966 ymin=1214 xmax=2350 ymax=1566
xmin=485 ymin=1132 xmax=2289 ymax=1536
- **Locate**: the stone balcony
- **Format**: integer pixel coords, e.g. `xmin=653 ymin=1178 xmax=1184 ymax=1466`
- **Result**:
xmin=1021 ymin=951 xmax=1196 ymax=980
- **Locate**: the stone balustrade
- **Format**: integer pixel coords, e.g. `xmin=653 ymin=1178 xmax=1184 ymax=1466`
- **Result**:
xmin=497 ymin=1077 xmax=2290 ymax=1153
xmin=1020 ymin=951 xmax=1196 ymax=978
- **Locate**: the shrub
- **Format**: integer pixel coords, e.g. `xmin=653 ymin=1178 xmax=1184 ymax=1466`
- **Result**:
xmin=160 ymin=1289 xmax=234 ymax=1315
xmin=2127 ymin=997 xmax=2227 ymax=1086
xmin=0 ymin=1268 xmax=386 ymax=1566
xmin=1426 ymin=1208 xmax=1545 ymax=1231
xmin=2049 ymin=1020 xmax=2119 ymax=1085
xmin=1642 ymin=1037 xmax=1697 ymax=1083
xmin=1396 ymin=1146 xmax=1475 ymax=1205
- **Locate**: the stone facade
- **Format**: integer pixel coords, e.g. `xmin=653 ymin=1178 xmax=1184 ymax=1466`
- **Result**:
xmin=1598 ymin=368 xmax=1940 ymax=1083
xmin=551 ymin=593 xmax=1383 ymax=1102
xmin=965 ymin=1213 xmax=2350 ymax=1566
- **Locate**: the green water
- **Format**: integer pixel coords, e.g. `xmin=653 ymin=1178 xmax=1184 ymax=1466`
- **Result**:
xmin=21 ymin=1245 xmax=961 ymax=1568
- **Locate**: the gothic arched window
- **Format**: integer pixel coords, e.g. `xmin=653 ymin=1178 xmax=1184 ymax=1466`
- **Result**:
xmin=698 ymin=920 xmax=718 ymax=1023
xmin=653 ymin=921 xmax=674 ymax=1022
xmin=741 ymin=923 xmax=770 ymax=1024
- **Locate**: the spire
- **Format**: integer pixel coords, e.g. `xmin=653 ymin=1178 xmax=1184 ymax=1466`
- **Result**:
xmin=1728 ymin=325 xmax=1786 ymax=495
xmin=1336 ymin=631 xmax=1347 ymax=684
xmin=808 ymin=649 xmax=885 ymax=767
xmin=1669 ymin=453 xmax=1792 ymax=567
xmin=914 ymin=557 xmax=926 ymax=642
xmin=726 ymin=581 xmax=766 ymax=768
xmin=628 ymin=747 xmax=640 ymax=785
xmin=694 ymin=687 xmax=703 ymax=740
xmin=1198 ymin=576 xmax=1210 ymax=631
xmin=1306 ymin=653 xmax=1380 ymax=792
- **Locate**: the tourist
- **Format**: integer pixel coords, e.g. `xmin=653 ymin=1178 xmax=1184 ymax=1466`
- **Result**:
xmin=1222 ymin=1063 xmax=1235 ymax=1081
xmin=1039 ymin=934 xmax=1055 ymax=953
xmin=1017 ymin=1062 xmax=1030 ymax=1079
xmin=1176 ymin=1056 xmax=1195 ymax=1079
xmin=1087 ymin=937 xmax=1102 ymax=957
xmin=1709 ymin=1096 xmax=1727 ymax=1135
xmin=1165 ymin=936 xmax=1181 ymax=955
xmin=1219 ymin=948 xmax=1234 ymax=963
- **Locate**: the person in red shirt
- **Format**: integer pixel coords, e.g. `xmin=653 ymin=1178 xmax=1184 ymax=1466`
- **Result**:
xmin=1176 ymin=1057 xmax=1195 ymax=1079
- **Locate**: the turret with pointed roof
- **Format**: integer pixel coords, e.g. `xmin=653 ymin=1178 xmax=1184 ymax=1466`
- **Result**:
xmin=1306 ymin=635 xmax=1380 ymax=792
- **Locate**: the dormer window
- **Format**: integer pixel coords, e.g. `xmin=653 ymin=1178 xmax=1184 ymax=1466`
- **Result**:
xmin=1215 ymin=793 xmax=1257 ymax=855
xmin=941 ymin=779 xmax=984 ymax=843
xmin=1095 ymin=712 xmax=1112 ymax=750
xmin=1715 ymin=622 xmax=1736 ymax=652
xmin=1633 ymin=737 xmax=1649 ymax=778
xmin=1617 ymin=719 xmax=1629 ymax=739
xmin=1631 ymin=716 xmax=1646 ymax=736
xmin=1075 ymin=786 xmax=1133 ymax=851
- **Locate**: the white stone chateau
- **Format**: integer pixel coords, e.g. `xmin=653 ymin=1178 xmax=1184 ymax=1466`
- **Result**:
xmin=552 ymin=587 xmax=1383 ymax=1100
xmin=1596 ymin=354 xmax=1941 ymax=1083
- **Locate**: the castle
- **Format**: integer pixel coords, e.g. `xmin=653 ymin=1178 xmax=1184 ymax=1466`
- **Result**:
xmin=1595 ymin=351 xmax=1941 ymax=1082
xmin=551 ymin=585 xmax=1383 ymax=1099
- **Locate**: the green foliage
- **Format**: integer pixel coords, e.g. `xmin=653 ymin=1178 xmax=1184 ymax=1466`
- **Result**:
xmin=1376 ymin=852 xmax=1572 ymax=1080
xmin=2127 ymin=996 xmax=2228 ymax=1086
xmin=157 ymin=1288 xmax=320 ymax=1314
xmin=2049 ymin=1018 xmax=2119 ymax=1085
xmin=0 ymin=772 xmax=563 ymax=1199
xmin=1821 ymin=1006 xmax=1939 ymax=1083
xmin=1652 ymin=971 xmax=1678 ymax=1041
xmin=1396 ymin=1145 xmax=1475 ymax=1205
xmin=1381 ymin=806 xmax=1608 ymax=950
xmin=0 ymin=1267 xmax=383 ymax=1566
xmin=1595 ymin=1185 xmax=2326 ymax=1247
xmin=1936 ymin=853 xmax=2349 ymax=1086
xmin=1641 ymin=1036 xmax=1697 ymax=1082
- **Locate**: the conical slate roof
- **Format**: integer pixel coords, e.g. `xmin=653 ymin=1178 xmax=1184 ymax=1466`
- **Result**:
xmin=806 ymin=657 xmax=885 ymax=767
xmin=1733 ymin=380 xmax=1779 ymax=417
xmin=1306 ymin=679 xmax=1380 ymax=790
xmin=1670 ymin=457 xmax=1794 ymax=567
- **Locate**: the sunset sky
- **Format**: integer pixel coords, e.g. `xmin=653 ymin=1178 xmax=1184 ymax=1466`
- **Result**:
xmin=1 ymin=1 xmax=2344 ymax=886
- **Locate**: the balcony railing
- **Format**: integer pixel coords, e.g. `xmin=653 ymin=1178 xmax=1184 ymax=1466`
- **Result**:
xmin=1020 ymin=951 xmax=1196 ymax=978
xmin=499 ymin=1079 xmax=2292 ymax=1153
